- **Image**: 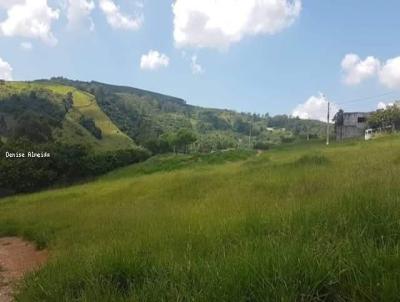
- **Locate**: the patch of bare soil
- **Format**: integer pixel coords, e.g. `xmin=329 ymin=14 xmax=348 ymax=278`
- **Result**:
xmin=0 ymin=237 xmax=48 ymax=302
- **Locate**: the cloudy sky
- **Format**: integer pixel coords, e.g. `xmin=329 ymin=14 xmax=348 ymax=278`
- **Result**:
xmin=1 ymin=0 xmax=400 ymax=121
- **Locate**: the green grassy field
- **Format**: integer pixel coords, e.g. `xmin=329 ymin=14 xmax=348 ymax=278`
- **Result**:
xmin=1 ymin=136 xmax=400 ymax=301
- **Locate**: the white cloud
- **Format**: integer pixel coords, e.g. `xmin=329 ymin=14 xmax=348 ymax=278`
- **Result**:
xmin=377 ymin=102 xmax=394 ymax=110
xmin=20 ymin=41 xmax=32 ymax=50
xmin=0 ymin=56 xmax=13 ymax=80
xmin=140 ymin=50 xmax=169 ymax=71
xmin=0 ymin=0 xmax=60 ymax=46
xmin=66 ymin=0 xmax=95 ymax=31
xmin=190 ymin=55 xmax=204 ymax=74
xmin=340 ymin=53 xmax=400 ymax=89
xmin=0 ymin=0 xmax=23 ymax=9
xmin=377 ymin=102 xmax=386 ymax=110
xmin=292 ymin=93 xmax=338 ymax=122
xmin=172 ymin=0 xmax=301 ymax=49
xmin=341 ymin=54 xmax=380 ymax=85
xmin=379 ymin=57 xmax=400 ymax=89
xmin=99 ymin=0 xmax=143 ymax=31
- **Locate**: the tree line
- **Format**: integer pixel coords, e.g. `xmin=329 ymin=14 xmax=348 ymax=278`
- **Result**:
xmin=0 ymin=139 xmax=150 ymax=196
xmin=368 ymin=105 xmax=400 ymax=130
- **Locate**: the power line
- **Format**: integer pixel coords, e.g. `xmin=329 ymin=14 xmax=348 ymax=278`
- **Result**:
xmin=336 ymin=91 xmax=399 ymax=106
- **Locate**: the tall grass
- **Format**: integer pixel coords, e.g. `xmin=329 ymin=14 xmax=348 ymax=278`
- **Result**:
xmin=1 ymin=137 xmax=400 ymax=301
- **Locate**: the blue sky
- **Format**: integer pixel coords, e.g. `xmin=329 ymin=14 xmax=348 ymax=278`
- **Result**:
xmin=1 ymin=0 xmax=400 ymax=120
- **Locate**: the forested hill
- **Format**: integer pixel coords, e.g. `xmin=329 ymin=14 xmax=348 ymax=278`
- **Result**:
xmin=39 ymin=77 xmax=329 ymax=153
xmin=0 ymin=81 xmax=147 ymax=195
xmin=0 ymin=81 xmax=135 ymax=151
xmin=0 ymin=78 xmax=329 ymax=195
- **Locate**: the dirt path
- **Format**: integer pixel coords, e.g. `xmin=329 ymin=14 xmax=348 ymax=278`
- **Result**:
xmin=0 ymin=237 xmax=48 ymax=302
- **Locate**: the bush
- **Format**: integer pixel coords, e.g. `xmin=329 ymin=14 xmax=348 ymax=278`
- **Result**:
xmin=281 ymin=136 xmax=296 ymax=144
xmin=197 ymin=133 xmax=237 ymax=153
xmin=253 ymin=141 xmax=271 ymax=150
xmin=12 ymin=114 xmax=53 ymax=143
xmin=144 ymin=138 xmax=172 ymax=155
xmin=0 ymin=139 xmax=150 ymax=195
xmin=85 ymin=149 xmax=150 ymax=175
xmin=0 ymin=89 xmax=66 ymax=143
xmin=79 ymin=116 xmax=102 ymax=139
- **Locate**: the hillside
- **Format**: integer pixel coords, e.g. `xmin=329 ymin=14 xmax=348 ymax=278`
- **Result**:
xmin=0 ymin=81 xmax=135 ymax=152
xmin=43 ymin=78 xmax=329 ymax=152
xmin=1 ymin=135 xmax=400 ymax=301
xmin=0 ymin=78 xmax=330 ymax=195
xmin=1 ymin=78 xmax=330 ymax=154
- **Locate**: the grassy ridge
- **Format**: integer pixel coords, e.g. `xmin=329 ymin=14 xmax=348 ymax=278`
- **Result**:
xmin=1 ymin=136 xmax=400 ymax=301
xmin=1 ymin=82 xmax=135 ymax=151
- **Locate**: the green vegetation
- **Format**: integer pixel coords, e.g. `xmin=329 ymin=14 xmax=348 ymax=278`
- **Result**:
xmin=368 ymin=104 xmax=400 ymax=130
xmin=1 ymin=136 xmax=400 ymax=301
xmin=45 ymin=78 xmax=329 ymax=152
xmin=1 ymin=78 xmax=332 ymax=195
xmin=0 ymin=140 xmax=150 ymax=195
xmin=0 ymin=78 xmax=334 ymax=194
xmin=0 ymin=82 xmax=147 ymax=195
xmin=79 ymin=116 xmax=102 ymax=140
xmin=0 ymin=81 xmax=135 ymax=151
xmin=294 ymin=153 xmax=330 ymax=166
xmin=102 ymin=149 xmax=255 ymax=180
xmin=0 ymin=87 xmax=67 ymax=143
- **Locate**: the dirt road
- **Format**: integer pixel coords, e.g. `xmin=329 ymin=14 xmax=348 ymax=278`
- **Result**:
xmin=0 ymin=237 xmax=48 ymax=302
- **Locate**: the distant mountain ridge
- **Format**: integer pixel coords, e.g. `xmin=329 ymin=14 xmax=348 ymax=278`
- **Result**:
xmin=1 ymin=78 xmax=329 ymax=155
xmin=40 ymin=77 xmax=187 ymax=107
xmin=33 ymin=77 xmax=328 ymax=153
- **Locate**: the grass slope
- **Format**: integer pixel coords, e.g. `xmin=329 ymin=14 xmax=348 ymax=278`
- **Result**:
xmin=1 ymin=136 xmax=400 ymax=301
xmin=1 ymin=82 xmax=135 ymax=151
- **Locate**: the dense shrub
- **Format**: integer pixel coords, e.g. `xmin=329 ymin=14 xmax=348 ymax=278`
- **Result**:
xmin=12 ymin=113 xmax=54 ymax=143
xmin=196 ymin=132 xmax=237 ymax=153
xmin=144 ymin=137 xmax=171 ymax=154
xmin=368 ymin=105 xmax=400 ymax=130
xmin=0 ymin=139 xmax=150 ymax=196
xmin=253 ymin=141 xmax=271 ymax=150
xmin=0 ymin=89 xmax=66 ymax=142
xmin=63 ymin=92 xmax=74 ymax=112
xmin=281 ymin=136 xmax=296 ymax=144
xmin=79 ymin=116 xmax=102 ymax=139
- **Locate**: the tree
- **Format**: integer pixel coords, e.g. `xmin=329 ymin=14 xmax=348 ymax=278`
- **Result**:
xmin=144 ymin=137 xmax=171 ymax=154
xmin=175 ymin=129 xmax=197 ymax=153
xmin=0 ymin=115 xmax=7 ymax=135
xmin=12 ymin=114 xmax=53 ymax=143
xmin=368 ymin=106 xmax=400 ymax=131
xmin=333 ymin=109 xmax=344 ymax=141
xmin=233 ymin=118 xmax=251 ymax=134
xmin=161 ymin=132 xmax=178 ymax=153
xmin=79 ymin=116 xmax=102 ymax=139
xmin=64 ymin=92 xmax=74 ymax=112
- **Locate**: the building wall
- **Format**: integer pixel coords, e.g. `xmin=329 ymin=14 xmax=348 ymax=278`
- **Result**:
xmin=336 ymin=112 xmax=371 ymax=140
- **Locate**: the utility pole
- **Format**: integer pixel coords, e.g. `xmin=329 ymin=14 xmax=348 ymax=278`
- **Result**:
xmin=248 ymin=116 xmax=253 ymax=149
xmin=326 ymin=96 xmax=330 ymax=145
